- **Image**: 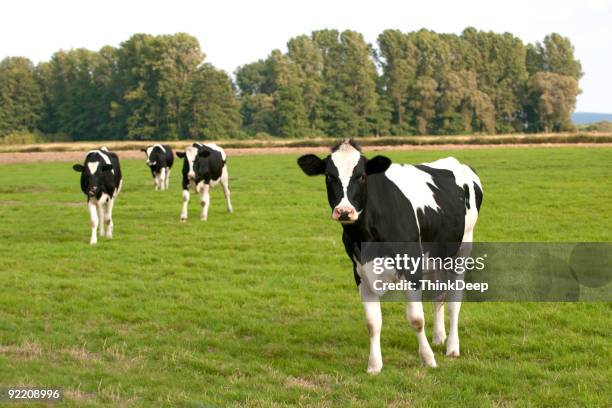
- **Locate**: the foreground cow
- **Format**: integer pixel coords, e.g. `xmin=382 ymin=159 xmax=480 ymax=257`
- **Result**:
xmin=176 ymin=143 xmax=233 ymax=222
xmin=141 ymin=144 xmax=174 ymax=190
xmin=297 ymin=140 xmax=483 ymax=372
xmin=72 ymin=147 xmax=123 ymax=245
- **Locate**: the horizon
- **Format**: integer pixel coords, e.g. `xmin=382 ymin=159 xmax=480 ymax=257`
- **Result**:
xmin=1 ymin=0 xmax=611 ymax=113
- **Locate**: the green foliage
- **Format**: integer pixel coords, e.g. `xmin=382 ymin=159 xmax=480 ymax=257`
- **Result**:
xmin=116 ymin=33 xmax=204 ymax=140
xmin=37 ymin=48 xmax=116 ymax=139
xmin=4 ymin=33 xmax=242 ymax=142
xmin=526 ymin=72 xmax=579 ymax=132
xmin=0 ymin=29 xmax=583 ymax=140
xmin=526 ymin=34 xmax=583 ymax=80
xmin=0 ymin=131 xmax=43 ymax=144
xmin=0 ymin=57 xmax=42 ymax=137
xmin=185 ymin=64 xmax=241 ymax=139
xmin=237 ymin=30 xmax=381 ymax=137
xmin=582 ymin=120 xmax=612 ymax=132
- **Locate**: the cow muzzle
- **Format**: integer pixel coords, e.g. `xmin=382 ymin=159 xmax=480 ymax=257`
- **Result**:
xmin=88 ymin=187 xmax=97 ymax=197
xmin=188 ymin=172 xmax=196 ymax=180
xmin=332 ymin=206 xmax=358 ymax=223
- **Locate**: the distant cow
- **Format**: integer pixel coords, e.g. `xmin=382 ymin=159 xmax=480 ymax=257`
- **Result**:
xmin=72 ymin=147 xmax=123 ymax=245
xmin=176 ymin=143 xmax=233 ymax=222
xmin=141 ymin=144 xmax=174 ymax=190
xmin=297 ymin=139 xmax=483 ymax=372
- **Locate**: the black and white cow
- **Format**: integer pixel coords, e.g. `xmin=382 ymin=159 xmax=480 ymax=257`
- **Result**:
xmin=72 ymin=147 xmax=123 ymax=245
xmin=176 ymin=142 xmax=233 ymax=222
xmin=297 ymin=140 xmax=483 ymax=372
xmin=140 ymin=144 xmax=174 ymax=190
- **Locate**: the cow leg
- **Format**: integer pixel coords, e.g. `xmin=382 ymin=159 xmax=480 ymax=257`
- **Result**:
xmin=221 ymin=167 xmax=233 ymax=213
xmin=156 ymin=172 xmax=162 ymax=190
xmin=432 ymin=301 xmax=447 ymax=345
xmin=160 ymin=168 xmax=167 ymax=190
xmin=360 ymin=285 xmax=383 ymax=374
xmin=446 ymin=301 xmax=461 ymax=357
xmin=97 ymin=199 xmax=105 ymax=237
xmin=199 ymin=183 xmax=210 ymax=221
xmin=164 ymin=168 xmax=170 ymax=190
xmin=180 ymin=189 xmax=190 ymax=222
xmin=406 ymin=300 xmax=437 ymax=367
xmin=446 ymin=237 xmax=471 ymax=357
xmin=105 ymin=198 xmax=114 ymax=239
xmin=88 ymin=200 xmax=98 ymax=245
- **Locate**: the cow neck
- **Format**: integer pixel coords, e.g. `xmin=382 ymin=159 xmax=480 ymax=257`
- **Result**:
xmin=341 ymin=208 xmax=375 ymax=244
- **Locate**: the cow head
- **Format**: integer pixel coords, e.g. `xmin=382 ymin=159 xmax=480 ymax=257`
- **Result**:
xmin=73 ymin=161 xmax=113 ymax=198
xmin=297 ymin=140 xmax=391 ymax=224
xmin=176 ymin=146 xmax=199 ymax=181
xmin=141 ymin=147 xmax=157 ymax=168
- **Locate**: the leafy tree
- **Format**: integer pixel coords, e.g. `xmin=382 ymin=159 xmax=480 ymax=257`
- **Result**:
xmin=461 ymin=29 xmax=528 ymax=132
xmin=527 ymin=34 xmax=583 ymax=80
xmin=311 ymin=30 xmax=379 ymax=136
xmin=235 ymin=59 xmax=275 ymax=96
xmin=116 ymin=33 xmax=203 ymax=139
xmin=377 ymin=29 xmax=417 ymax=134
xmin=409 ymin=77 xmax=438 ymax=135
xmin=286 ymin=35 xmax=324 ymax=130
xmin=185 ymin=64 xmax=241 ymax=139
xmin=0 ymin=57 xmax=42 ymax=136
xmin=527 ymin=72 xmax=578 ymax=132
xmin=240 ymin=94 xmax=276 ymax=135
xmin=37 ymin=49 xmax=111 ymax=139
xmin=268 ymin=50 xmax=310 ymax=137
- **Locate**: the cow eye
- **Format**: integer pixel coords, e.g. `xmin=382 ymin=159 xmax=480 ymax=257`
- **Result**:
xmin=326 ymin=175 xmax=335 ymax=183
xmin=357 ymin=174 xmax=366 ymax=183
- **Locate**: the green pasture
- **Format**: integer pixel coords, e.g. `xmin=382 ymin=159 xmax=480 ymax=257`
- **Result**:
xmin=0 ymin=146 xmax=610 ymax=407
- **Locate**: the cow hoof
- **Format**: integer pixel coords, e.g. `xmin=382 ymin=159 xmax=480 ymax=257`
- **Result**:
xmin=446 ymin=337 xmax=460 ymax=358
xmin=180 ymin=217 xmax=187 ymax=223
xmin=200 ymin=217 xmax=207 ymax=222
xmin=432 ymin=332 xmax=447 ymax=346
xmin=446 ymin=349 xmax=460 ymax=358
xmin=366 ymin=364 xmax=382 ymax=374
xmin=89 ymin=240 xmax=97 ymax=245
xmin=419 ymin=350 xmax=437 ymax=368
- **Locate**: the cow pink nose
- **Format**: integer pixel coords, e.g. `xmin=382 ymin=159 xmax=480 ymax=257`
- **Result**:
xmin=188 ymin=172 xmax=195 ymax=179
xmin=333 ymin=206 xmax=356 ymax=221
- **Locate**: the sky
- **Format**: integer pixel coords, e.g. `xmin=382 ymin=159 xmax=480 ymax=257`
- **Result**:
xmin=1 ymin=0 xmax=610 ymax=112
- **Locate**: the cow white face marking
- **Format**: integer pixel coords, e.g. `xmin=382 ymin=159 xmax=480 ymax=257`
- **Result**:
xmin=87 ymin=161 xmax=99 ymax=174
xmin=330 ymin=143 xmax=362 ymax=222
xmin=185 ymin=146 xmax=199 ymax=179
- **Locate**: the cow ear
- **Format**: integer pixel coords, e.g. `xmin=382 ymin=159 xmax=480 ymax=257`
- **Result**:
xmin=73 ymin=164 xmax=84 ymax=172
xmin=176 ymin=151 xmax=185 ymax=158
xmin=366 ymin=155 xmax=392 ymax=175
xmin=297 ymin=154 xmax=326 ymax=176
xmin=198 ymin=150 xmax=211 ymax=158
xmin=140 ymin=148 xmax=147 ymax=153
xmin=101 ymin=164 xmax=113 ymax=172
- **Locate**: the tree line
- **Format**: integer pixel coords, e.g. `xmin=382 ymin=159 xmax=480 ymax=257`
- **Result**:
xmin=0 ymin=28 xmax=582 ymax=141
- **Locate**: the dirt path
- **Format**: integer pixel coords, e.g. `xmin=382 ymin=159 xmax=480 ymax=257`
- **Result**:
xmin=0 ymin=143 xmax=610 ymax=164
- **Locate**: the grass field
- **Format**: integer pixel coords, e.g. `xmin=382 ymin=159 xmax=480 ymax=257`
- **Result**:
xmin=0 ymin=146 xmax=610 ymax=407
